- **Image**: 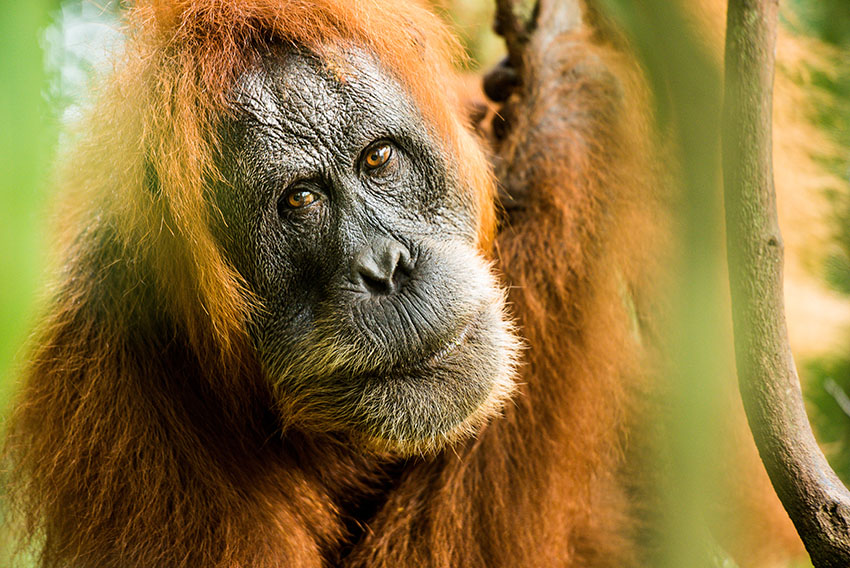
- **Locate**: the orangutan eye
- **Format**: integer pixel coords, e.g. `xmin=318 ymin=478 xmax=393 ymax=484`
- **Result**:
xmin=362 ymin=142 xmax=393 ymax=170
xmin=283 ymin=189 xmax=318 ymax=209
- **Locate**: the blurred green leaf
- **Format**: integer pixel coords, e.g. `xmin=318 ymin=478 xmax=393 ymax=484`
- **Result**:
xmin=0 ymin=2 xmax=54 ymax=413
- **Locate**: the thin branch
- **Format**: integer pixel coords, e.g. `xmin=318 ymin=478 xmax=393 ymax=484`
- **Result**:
xmin=493 ymin=0 xmax=533 ymax=70
xmin=722 ymin=0 xmax=850 ymax=565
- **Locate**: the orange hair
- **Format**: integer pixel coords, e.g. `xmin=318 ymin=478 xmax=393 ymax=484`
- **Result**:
xmin=4 ymin=3 xmax=496 ymax=566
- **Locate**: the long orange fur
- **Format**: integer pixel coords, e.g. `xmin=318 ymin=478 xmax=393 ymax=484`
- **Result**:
xmin=2 ymin=1 xmax=799 ymax=566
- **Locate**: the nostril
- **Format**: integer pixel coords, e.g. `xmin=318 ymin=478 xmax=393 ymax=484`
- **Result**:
xmin=359 ymin=271 xmax=392 ymax=295
xmin=350 ymin=237 xmax=413 ymax=296
xmin=391 ymin=260 xmax=411 ymax=290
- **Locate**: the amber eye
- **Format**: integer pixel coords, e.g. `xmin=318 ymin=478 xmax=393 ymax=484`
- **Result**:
xmin=284 ymin=189 xmax=318 ymax=209
xmin=363 ymin=143 xmax=393 ymax=170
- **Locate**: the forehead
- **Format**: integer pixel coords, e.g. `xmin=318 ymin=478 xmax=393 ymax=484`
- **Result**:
xmin=231 ymin=46 xmax=420 ymax=145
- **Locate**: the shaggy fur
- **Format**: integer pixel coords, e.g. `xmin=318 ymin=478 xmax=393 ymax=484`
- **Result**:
xmin=2 ymin=0 xmax=796 ymax=567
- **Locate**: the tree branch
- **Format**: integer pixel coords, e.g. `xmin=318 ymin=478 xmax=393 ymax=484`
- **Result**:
xmin=493 ymin=0 xmax=532 ymax=71
xmin=722 ymin=1 xmax=850 ymax=565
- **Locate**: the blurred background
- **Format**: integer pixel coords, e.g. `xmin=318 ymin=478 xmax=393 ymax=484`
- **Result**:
xmin=0 ymin=1 xmax=849 ymax=565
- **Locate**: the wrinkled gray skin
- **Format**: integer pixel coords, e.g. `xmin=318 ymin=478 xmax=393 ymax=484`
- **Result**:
xmin=211 ymin=46 xmax=515 ymax=452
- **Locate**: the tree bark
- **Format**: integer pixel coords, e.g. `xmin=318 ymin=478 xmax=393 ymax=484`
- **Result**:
xmin=723 ymin=1 xmax=850 ymax=565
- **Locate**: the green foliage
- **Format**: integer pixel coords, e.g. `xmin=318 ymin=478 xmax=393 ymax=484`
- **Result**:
xmin=440 ymin=0 xmax=502 ymax=70
xmin=824 ymin=253 xmax=850 ymax=296
xmin=788 ymin=0 xmax=850 ymax=47
xmin=0 ymin=3 xmax=54 ymax=414
xmin=1 ymin=5 xmax=55 ymax=565
xmin=805 ymin=357 xmax=850 ymax=484
xmin=791 ymin=0 xmax=850 ymax=493
xmin=790 ymin=1 xmax=850 ymax=299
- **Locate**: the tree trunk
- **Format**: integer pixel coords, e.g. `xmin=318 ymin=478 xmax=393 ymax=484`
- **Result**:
xmin=723 ymin=1 xmax=850 ymax=565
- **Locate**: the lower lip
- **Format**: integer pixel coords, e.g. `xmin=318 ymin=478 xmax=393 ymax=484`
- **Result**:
xmin=424 ymin=315 xmax=477 ymax=368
